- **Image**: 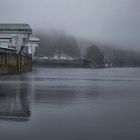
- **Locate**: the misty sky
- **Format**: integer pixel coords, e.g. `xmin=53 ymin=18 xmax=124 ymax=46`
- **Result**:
xmin=0 ymin=0 xmax=140 ymax=49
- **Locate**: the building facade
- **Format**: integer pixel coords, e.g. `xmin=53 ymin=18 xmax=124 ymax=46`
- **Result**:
xmin=0 ymin=24 xmax=39 ymax=74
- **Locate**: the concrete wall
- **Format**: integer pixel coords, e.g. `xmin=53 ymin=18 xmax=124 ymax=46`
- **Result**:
xmin=0 ymin=50 xmax=32 ymax=74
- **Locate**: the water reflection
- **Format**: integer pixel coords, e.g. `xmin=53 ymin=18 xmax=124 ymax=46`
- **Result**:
xmin=0 ymin=76 xmax=31 ymax=122
xmin=0 ymin=68 xmax=140 ymax=140
xmin=32 ymin=85 xmax=102 ymax=106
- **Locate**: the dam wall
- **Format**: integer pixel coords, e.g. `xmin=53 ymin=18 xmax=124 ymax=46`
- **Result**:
xmin=0 ymin=48 xmax=32 ymax=74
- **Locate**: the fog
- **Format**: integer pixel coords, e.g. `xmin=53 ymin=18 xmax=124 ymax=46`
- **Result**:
xmin=0 ymin=0 xmax=140 ymax=49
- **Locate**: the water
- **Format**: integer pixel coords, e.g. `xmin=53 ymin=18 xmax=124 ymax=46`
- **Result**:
xmin=0 ymin=68 xmax=140 ymax=140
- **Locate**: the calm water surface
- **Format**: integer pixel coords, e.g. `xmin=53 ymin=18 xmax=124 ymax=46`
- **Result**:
xmin=0 ymin=68 xmax=140 ymax=140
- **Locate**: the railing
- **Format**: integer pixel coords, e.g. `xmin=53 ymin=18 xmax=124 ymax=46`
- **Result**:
xmin=0 ymin=28 xmax=32 ymax=34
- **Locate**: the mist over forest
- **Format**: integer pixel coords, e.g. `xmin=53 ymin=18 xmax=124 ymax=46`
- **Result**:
xmin=34 ymin=29 xmax=140 ymax=67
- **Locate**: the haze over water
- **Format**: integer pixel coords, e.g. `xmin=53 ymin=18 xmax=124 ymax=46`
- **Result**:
xmin=0 ymin=68 xmax=140 ymax=140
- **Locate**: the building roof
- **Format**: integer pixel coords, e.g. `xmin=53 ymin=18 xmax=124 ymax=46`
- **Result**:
xmin=0 ymin=23 xmax=32 ymax=34
xmin=0 ymin=24 xmax=30 ymax=29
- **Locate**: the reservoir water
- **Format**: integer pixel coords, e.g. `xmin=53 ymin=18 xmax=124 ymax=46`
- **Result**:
xmin=0 ymin=68 xmax=140 ymax=140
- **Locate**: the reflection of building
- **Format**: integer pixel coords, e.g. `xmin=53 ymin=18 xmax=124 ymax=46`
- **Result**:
xmin=0 ymin=82 xmax=31 ymax=122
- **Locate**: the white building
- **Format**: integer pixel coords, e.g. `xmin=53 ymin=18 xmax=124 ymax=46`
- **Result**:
xmin=0 ymin=24 xmax=32 ymax=54
xmin=28 ymin=37 xmax=40 ymax=58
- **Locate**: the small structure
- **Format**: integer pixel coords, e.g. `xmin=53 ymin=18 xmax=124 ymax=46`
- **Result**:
xmin=28 ymin=37 xmax=40 ymax=59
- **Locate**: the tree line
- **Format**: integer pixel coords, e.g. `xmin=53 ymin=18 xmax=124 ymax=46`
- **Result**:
xmin=35 ymin=30 xmax=140 ymax=67
xmin=103 ymin=47 xmax=140 ymax=67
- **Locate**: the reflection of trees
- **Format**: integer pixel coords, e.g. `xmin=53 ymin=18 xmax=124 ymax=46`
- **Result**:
xmin=33 ymin=88 xmax=77 ymax=105
xmin=33 ymin=85 xmax=102 ymax=106
xmin=0 ymin=80 xmax=31 ymax=122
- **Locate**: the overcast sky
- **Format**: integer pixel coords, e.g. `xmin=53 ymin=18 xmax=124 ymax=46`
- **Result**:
xmin=0 ymin=0 xmax=140 ymax=49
